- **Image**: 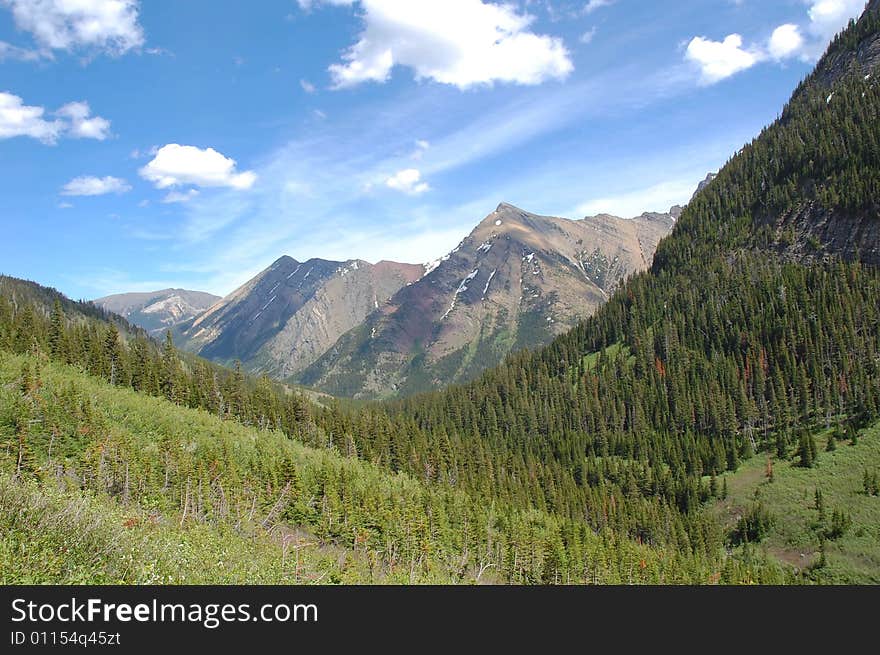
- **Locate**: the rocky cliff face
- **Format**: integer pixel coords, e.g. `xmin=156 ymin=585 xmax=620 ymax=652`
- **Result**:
xmin=692 ymin=173 xmax=717 ymax=201
xmin=803 ymin=0 xmax=880 ymax=92
xmin=773 ymin=201 xmax=880 ymax=266
xmin=298 ymin=202 xmax=676 ymax=398
xmin=255 ymin=260 xmax=425 ymax=377
xmin=770 ymin=1 xmax=880 ymax=266
xmin=93 ymin=289 xmax=221 ymax=336
xmin=178 ymin=256 xmax=423 ymax=374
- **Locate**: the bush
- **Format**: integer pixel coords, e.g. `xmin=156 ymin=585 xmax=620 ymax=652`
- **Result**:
xmin=732 ymin=500 xmax=773 ymax=545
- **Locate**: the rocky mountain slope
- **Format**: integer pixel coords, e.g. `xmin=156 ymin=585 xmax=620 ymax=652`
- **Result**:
xmin=298 ymin=202 xmax=677 ymax=398
xmin=93 ymin=289 xmax=220 ymax=336
xmin=178 ymin=256 xmax=424 ymax=375
xmin=766 ymin=1 xmax=880 ymax=266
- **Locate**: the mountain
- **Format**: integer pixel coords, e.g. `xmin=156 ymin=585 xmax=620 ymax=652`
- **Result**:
xmin=692 ymin=172 xmax=717 ymax=200
xmin=759 ymin=4 xmax=880 ymax=266
xmin=298 ymin=203 xmax=677 ymax=397
xmin=94 ymin=289 xmax=220 ymax=336
xmin=382 ymin=1 xmax=880 ymax=581
xmin=0 ymin=286 xmax=704 ymax=585
xmin=178 ymin=256 xmax=424 ymax=376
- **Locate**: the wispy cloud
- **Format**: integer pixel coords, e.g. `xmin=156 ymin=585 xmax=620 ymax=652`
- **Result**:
xmin=149 ymin=62 xmax=705 ymax=294
xmin=61 ymin=175 xmax=131 ymax=196
xmin=574 ymin=178 xmax=697 ymax=218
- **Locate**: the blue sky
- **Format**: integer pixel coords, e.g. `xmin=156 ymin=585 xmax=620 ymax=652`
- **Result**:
xmin=0 ymin=0 xmax=868 ymax=299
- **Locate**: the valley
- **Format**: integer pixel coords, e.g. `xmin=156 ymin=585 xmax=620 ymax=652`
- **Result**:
xmin=1 ymin=0 xmax=880 ymax=588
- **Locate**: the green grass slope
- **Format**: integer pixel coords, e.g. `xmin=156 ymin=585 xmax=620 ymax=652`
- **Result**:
xmin=715 ymin=424 xmax=880 ymax=583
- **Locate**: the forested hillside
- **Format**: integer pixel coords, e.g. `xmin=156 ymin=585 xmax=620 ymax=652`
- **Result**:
xmin=2 ymin=335 xmax=775 ymax=583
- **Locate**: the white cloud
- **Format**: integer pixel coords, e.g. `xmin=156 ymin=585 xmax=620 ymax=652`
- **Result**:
xmin=410 ymin=139 xmax=430 ymax=160
xmin=686 ymin=1 xmax=867 ymax=78
xmin=139 ymin=144 xmax=257 ymax=190
xmin=61 ymin=175 xmax=131 ymax=196
xmin=580 ymin=27 xmax=598 ymax=44
xmin=297 ymin=0 xmax=352 ymax=9
xmin=0 ymin=0 xmax=144 ymax=55
xmin=385 ymin=168 xmax=430 ymax=195
xmin=155 ymin=64 xmax=715 ymax=294
xmin=130 ymin=145 xmax=157 ymax=159
xmin=583 ymin=0 xmax=614 ymax=14
xmin=575 ymin=178 xmax=698 ymax=218
xmin=806 ymin=0 xmax=865 ymax=40
xmin=307 ymin=0 xmax=573 ymax=90
xmin=300 ymin=79 xmax=316 ymax=93
xmin=56 ymin=101 xmax=111 ymax=139
xmin=162 ymin=189 xmax=200 ymax=204
xmin=0 ymin=92 xmax=111 ymax=143
xmin=0 ymin=91 xmax=62 ymax=142
xmin=685 ymin=34 xmax=761 ymax=84
xmin=768 ymin=24 xmax=804 ymax=60
xmin=0 ymin=40 xmax=40 ymax=60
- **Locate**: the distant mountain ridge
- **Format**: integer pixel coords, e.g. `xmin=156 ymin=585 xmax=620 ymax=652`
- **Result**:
xmin=94 ymin=289 xmax=220 ymax=336
xmin=177 ymin=256 xmax=424 ymax=376
xmin=105 ymin=199 xmax=681 ymax=398
xmin=298 ymin=202 xmax=677 ymax=397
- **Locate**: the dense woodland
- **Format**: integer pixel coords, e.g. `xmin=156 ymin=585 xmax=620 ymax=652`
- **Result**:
xmin=1 ymin=7 xmax=880 ymax=584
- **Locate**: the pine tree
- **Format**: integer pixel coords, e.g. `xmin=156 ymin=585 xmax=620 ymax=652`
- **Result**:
xmin=826 ymin=431 xmax=837 ymax=452
xmin=160 ymin=330 xmax=178 ymax=402
xmin=48 ymin=299 xmax=66 ymax=360
xmin=103 ymin=324 xmax=123 ymax=386
xmin=814 ymin=488 xmax=825 ymax=522
xmin=798 ymin=434 xmax=815 ymax=468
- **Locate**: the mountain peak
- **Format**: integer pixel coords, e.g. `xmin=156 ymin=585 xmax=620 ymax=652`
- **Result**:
xmin=271 ymin=255 xmax=299 ymax=268
xmin=495 ymin=201 xmax=522 ymax=213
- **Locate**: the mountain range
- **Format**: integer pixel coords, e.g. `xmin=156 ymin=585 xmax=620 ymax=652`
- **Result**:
xmin=176 ymin=257 xmax=424 ymax=377
xmin=94 ymin=289 xmax=220 ymax=336
xmin=104 ymin=201 xmax=679 ymax=397
xmin=300 ymin=202 xmax=677 ymax=397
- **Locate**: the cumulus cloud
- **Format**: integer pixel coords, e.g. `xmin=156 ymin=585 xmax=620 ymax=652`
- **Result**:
xmin=139 ymin=144 xmax=257 ymax=190
xmin=0 ymin=0 xmax=144 ymax=55
xmin=299 ymin=79 xmax=316 ymax=93
xmin=0 ymin=91 xmax=63 ymax=142
xmin=0 ymin=92 xmax=112 ymax=143
xmin=385 ymin=168 xmax=430 ymax=195
xmin=56 ymin=101 xmax=111 ymax=139
xmin=61 ymin=175 xmax=131 ymax=196
xmin=806 ymin=0 xmax=865 ymax=40
xmin=768 ymin=24 xmax=804 ymax=60
xmin=684 ymin=0 xmax=866 ymax=82
xmin=685 ymin=34 xmax=761 ymax=84
xmin=306 ymin=0 xmax=573 ymax=89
